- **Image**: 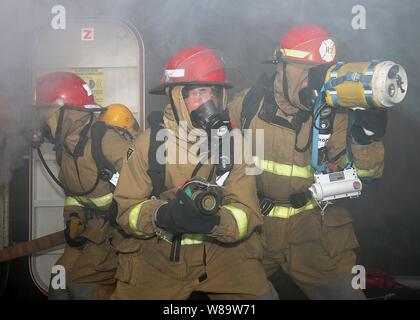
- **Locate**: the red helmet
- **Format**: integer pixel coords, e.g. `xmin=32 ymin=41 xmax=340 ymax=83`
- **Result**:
xmin=35 ymin=72 xmax=98 ymax=108
xmin=150 ymin=44 xmax=232 ymax=94
xmin=276 ymin=24 xmax=336 ymax=65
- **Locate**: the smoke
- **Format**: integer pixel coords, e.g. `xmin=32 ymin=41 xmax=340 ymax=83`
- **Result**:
xmin=0 ymin=0 xmax=419 ymax=276
xmin=2 ymin=0 xmax=419 ymax=108
xmin=0 ymin=98 xmax=32 ymax=186
xmin=0 ymin=56 xmax=33 ymax=186
xmin=87 ymin=0 xmax=420 ymax=114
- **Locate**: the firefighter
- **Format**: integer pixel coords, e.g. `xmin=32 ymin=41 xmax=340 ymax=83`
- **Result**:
xmin=33 ymin=72 xmax=139 ymax=299
xmin=228 ymin=25 xmax=386 ymax=299
xmin=111 ymin=45 xmax=278 ymax=300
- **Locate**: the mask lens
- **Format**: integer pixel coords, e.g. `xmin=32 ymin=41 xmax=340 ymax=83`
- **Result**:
xmin=188 ymin=87 xmax=215 ymax=100
xmin=183 ymin=86 xmax=223 ymax=112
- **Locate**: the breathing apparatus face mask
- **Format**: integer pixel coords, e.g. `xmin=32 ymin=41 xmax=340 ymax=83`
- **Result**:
xmin=298 ymin=64 xmax=330 ymax=110
xmin=184 ymin=86 xmax=232 ymax=135
xmin=184 ymin=85 xmax=234 ymax=175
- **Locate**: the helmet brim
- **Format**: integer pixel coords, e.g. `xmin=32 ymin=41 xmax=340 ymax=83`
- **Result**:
xmin=149 ymin=84 xmax=167 ymax=95
xmin=149 ymin=81 xmax=233 ymax=95
xmin=33 ymin=103 xmax=103 ymax=111
xmin=262 ymin=56 xmax=327 ymax=67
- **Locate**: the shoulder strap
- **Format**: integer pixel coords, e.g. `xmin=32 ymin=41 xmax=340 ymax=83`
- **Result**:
xmin=54 ymin=107 xmax=66 ymax=166
xmin=240 ymin=72 xmax=271 ymax=130
xmin=91 ymin=121 xmax=117 ymax=181
xmin=291 ymin=110 xmax=312 ymax=153
xmin=73 ymin=113 xmax=94 ymax=157
xmin=146 ymin=111 xmax=166 ymax=198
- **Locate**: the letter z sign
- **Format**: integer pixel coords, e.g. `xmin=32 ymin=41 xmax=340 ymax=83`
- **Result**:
xmin=81 ymin=28 xmax=94 ymax=41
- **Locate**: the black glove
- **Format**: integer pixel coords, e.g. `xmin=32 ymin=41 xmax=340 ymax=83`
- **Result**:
xmin=155 ymin=189 xmax=220 ymax=234
xmin=351 ymin=109 xmax=387 ymax=145
xmin=64 ymin=213 xmax=88 ymax=248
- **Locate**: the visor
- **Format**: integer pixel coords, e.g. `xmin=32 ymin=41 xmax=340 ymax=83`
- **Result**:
xmin=182 ymin=86 xmax=225 ymax=113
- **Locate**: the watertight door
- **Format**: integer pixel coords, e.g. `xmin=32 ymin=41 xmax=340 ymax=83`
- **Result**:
xmin=31 ymin=17 xmax=144 ymax=293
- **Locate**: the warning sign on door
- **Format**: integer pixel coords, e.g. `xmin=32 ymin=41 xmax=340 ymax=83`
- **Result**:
xmin=73 ymin=68 xmax=105 ymax=106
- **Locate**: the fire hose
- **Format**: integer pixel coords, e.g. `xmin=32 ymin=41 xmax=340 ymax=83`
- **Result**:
xmin=0 ymin=230 xmax=65 ymax=264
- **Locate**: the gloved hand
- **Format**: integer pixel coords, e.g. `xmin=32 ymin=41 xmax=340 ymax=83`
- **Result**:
xmin=351 ymin=109 xmax=388 ymax=145
xmin=64 ymin=214 xmax=88 ymax=247
xmin=155 ymin=189 xmax=220 ymax=234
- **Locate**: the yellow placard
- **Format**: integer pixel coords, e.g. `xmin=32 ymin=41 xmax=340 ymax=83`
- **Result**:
xmin=73 ymin=68 xmax=104 ymax=106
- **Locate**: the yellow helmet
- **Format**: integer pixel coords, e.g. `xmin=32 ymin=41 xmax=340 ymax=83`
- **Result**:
xmin=100 ymin=103 xmax=139 ymax=134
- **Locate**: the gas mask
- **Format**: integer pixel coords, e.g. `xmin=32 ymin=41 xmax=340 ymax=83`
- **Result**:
xmin=184 ymin=86 xmax=231 ymax=134
xmin=184 ymin=86 xmax=233 ymax=174
xmin=298 ymin=64 xmax=330 ymax=110
xmin=189 ymin=100 xmax=232 ymax=135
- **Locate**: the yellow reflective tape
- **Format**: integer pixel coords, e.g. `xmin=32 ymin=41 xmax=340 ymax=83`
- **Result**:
xmin=268 ymin=200 xmax=317 ymax=219
xmin=75 ymin=193 xmax=113 ymax=208
xmin=181 ymin=234 xmax=205 ymax=245
xmin=280 ymin=48 xmax=311 ymax=59
xmin=128 ymin=200 xmax=152 ymax=237
xmin=354 ymin=164 xmax=383 ymax=178
xmin=253 ymin=156 xmax=313 ymax=179
xmin=64 ymin=196 xmax=84 ymax=207
xmin=223 ymin=205 xmax=248 ymax=239
xmin=158 ymin=232 xmax=204 ymax=245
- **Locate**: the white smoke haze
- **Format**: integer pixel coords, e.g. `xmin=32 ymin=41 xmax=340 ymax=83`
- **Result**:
xmin=0 ymin=0 xmax=419 ymax=275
